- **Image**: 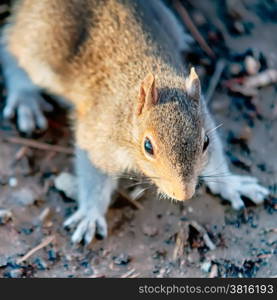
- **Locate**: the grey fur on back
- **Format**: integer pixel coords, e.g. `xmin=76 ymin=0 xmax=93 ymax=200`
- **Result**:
xmin=136 ymin=0 xmax=193 ymax=51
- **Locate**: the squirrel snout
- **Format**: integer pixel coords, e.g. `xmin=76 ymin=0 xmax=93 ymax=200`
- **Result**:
xmin=165 ymin=182 xmax=196 ymax=201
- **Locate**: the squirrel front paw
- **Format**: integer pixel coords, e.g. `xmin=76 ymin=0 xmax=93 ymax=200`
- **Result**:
xmin=3 ymin=90 xmax=52 ymax=134
xmin=64 ymin=207 xmax=107 ymax=245
xmin=207 ymin=175 xmax=269 ymax=210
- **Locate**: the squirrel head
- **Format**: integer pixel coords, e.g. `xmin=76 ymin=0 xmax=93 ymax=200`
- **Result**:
xmin=133 ymin=68 xmax=209 ymax=201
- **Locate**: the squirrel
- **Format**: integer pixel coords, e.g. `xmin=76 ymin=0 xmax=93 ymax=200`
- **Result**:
xmin=0 ymin=0 xmax=269 ymax=244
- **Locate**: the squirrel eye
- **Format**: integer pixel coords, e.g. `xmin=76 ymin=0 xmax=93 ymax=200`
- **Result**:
xmin=203 ymin=134 xmax=209 ymax=152
xmin=144 ymin=137 xmax=154 ymax=156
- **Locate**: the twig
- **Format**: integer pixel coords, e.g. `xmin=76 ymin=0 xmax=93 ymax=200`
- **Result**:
xmin=2 ymin=135 xmax=74 ymax=154
xmin=38 ymin=207 xmax=51 ymax=223
xmin=189 ymin=220 xmax=216 ymax=250
xmin=173 ymin=223 xmax=189 ymax=260
xmin=173 ymin=0 xmax=215 ymax=58
xmin=257 ymin=254 xmax=273 ymax=259
xmin=15 ymin=146 xmax=29 ymax=161
xmin=117 ymin=189 xmax=144 ymax=210
xmin=17 ymin=235 xmax=55 ymax=264
xmin=121 ymin=268 xmax=136 ymax=278
xmin=129 ymin=272 xmax=140 ymax=278
xmin=206 ymin=59 xmax=226 ymax=104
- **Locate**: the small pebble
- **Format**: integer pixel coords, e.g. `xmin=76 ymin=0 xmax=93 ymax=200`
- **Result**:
xmin=142 ymin=224 xmax=158 ymax=237
xmin=8 ymin=177 xmax=18 ymax=188
xmin=209 ymin=264 xmax=218 ymax=278
xmin=152 ymin=249 xmax=167 ymax=259
xmin=239 ymin=126 xmax=252 ymax=142
xmin=13 ymin=188 xmax=37 ymax=206
xmin=245 ymin=55 xmax=260 ymax=75
xmin=192 ymin=11 xmax=206 ymax=26
xmin=84 ymin=268 xmax=93 ymax=276
xmin=0 ymin=208 xmax=12 ymax=224
xmin=113 ymin=253 xmax=131 ymax=266
xmin=233 ymin=21 xmax=245 ymax=34
xmin=80 ymin=260 xmax=89 ymax=268
xmin=33 ymin=257 xmax=48 ymax=271
xmin=48 ymin=249 xmax=57 ymax=262
xmin=6 ymin=268 xmax=23 ymax=278
xmin=188 ymin=206 xmax=193 ymax=213
xmin=201 ymin=261 xmax=212 ymax=273
xmin=229 ymin=63 xmax=243 ymax=76
xmin=20 ymin=227 xmax=33 ymax=235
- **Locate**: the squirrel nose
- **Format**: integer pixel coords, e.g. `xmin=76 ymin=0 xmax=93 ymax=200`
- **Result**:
xmin=171 ymin=184 xmax=195 ymax=201
xmin=185 ymin=185 xmax=196 ymax=200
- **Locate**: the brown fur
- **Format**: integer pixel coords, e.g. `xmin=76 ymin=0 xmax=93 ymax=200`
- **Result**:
xmin=5 ymin=0 xmax=208 ymax=201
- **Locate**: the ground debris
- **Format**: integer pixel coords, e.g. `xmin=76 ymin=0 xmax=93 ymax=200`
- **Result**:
xmin=117 ymin=189 xmax=144 ymax=210
xmin=172 ymin=222 xmax=189 ymax=260
xmin=113 ymin=253 xmax=131 ymax=266
xmin=245 ymin=69 xmax=277 ymax=88
xmin=1 ymin=134 xmax=74 ymax=154
xmin=173 ymin=219 xmax=216 ymax=262
xmin=209 ymin=264 xmax=219 ymax=278
xmin=216 ymin=259 xmax=263 ymax=278
xmin=245 ymin=55 xmax=260 ymax=75
xmin=226 ymin=69 xmax=277 ymax=97
xmin=264 ymin=196 xmax=277 ymax=214
xmin=188 ymin=220 xmax=216 ymax=251
xmin=12 ymin=187 xmax=38 ymax=206
xmin=17 ymin=235 xmax=55 ymax=264
xmin=0 ymin=208 xmax=12 ymax=224
xmin=201 ymin=260 xmax=212 ymax=273
xmin=120 ymin=268 xmax=137 ymax=278
xmin=33 ymin=257 xmax=48 ymax=271
xmin=142 ymin=223 xmax=158 ymax=237
xmin=4 ymin=268 xmax=23 ymax=278
xmin=38 ymin=207 xmax=51 ymax=224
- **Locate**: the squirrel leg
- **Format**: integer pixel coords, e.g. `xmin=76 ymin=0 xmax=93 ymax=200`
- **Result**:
xmin=0 ymin=38 xmax=52 ymax=134
xmin=64 ymin=148 xmax=117 ymax=245
xmin=202 ymin=111 xmax=269 ymax=210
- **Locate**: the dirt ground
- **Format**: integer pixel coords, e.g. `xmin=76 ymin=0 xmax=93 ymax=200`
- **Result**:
xmin=0 ymin=0 xmax=276 ymax=278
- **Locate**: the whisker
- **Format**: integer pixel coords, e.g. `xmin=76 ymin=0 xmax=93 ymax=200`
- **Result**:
xmin=206 ymin=123 xmax=223 ymax=135
xmin=199 ymin=179 xmax=227 ymax=184
xmin=158 ymin=191 xmax=174 ymax=202
xmin=199 ymin=172 xmax=231 ymax=179
xmin=132 ymin=186 xmax=153 ymax=200
xmin=125 ymin=181 xmax=151 ymax=189
xmin=202 ymin=158 xmax=231 ymax=177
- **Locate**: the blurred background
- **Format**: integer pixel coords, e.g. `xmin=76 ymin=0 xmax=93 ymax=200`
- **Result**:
xmin=0 ymin=0 xmax=276 ymax=278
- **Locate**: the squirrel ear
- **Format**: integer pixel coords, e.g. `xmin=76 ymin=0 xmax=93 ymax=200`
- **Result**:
xmin=185 ymin=67 xmax=201 ymax=101
xmin=137 ymin=73 xmax=158 ymax=115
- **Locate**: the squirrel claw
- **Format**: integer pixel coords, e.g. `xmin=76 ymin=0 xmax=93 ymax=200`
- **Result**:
xmin=64 ymin=208 xmax=107 ymax=245
xmin=230 ymin=196 xmax=245 ymax=210
xmin=207 ymin=174 xmax=269 ymax=210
